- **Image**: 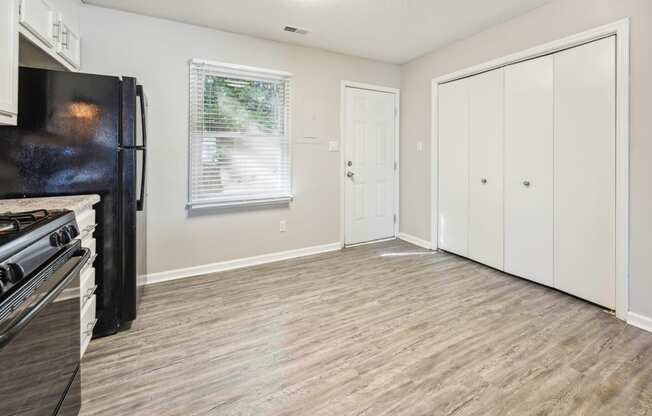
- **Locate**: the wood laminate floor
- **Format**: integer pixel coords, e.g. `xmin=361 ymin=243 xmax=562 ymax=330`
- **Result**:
xmin=80 ymin=240 xmax=652 ymax=416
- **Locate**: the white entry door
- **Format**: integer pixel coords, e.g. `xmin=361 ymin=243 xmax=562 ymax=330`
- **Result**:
xmin=344 ymin=87 xmax=397 ymax=245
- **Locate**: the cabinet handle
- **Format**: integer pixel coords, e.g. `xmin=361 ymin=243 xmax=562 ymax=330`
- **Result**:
xmin=62 ymin=29 xmax=69 ymax=49
xmin=83 ymin=285 xmax=98 ymax=302
xmin=83 ymin=318 xmax=98 ymax=337
xmin=52 ymin=22 xmax=61 ymax=42
xmin=523 ymin=180 xmax=531 ymax=187
xmin=481 ymin=178 xmax=487 ymax=185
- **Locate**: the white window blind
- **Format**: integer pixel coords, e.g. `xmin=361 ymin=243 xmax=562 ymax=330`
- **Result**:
xmin=188 ymin=59 xmax=292 ymax=208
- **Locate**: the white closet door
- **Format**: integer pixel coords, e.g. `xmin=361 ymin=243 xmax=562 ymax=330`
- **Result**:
xmin=504 ymin=56 xmax=554 ymax=286
xmin=554 ymin=37 xmax=616 ymax=308
xmin=468 ymin=68 xmax=504 ymax=269
xmin=438 ymin=79 xmax=469 ymax=256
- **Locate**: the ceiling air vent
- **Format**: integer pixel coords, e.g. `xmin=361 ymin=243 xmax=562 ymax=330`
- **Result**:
xmin=283 ymin=26 xmax=310 ymax=35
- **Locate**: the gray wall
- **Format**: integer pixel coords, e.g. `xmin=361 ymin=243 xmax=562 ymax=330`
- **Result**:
xmin=80 ymin=5 xmax=400 ymax=276
xmin=399 ymin=0 xmax=652 ymax=318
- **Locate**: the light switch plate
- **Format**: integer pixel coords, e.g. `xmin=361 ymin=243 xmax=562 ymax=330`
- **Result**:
xmin=417 ymin=141 xmax=423 ymax=152
xmin=328 ymin=141 xmax=339 ymax=152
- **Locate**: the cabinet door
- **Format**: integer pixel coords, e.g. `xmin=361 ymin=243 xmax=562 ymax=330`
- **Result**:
xmin=504 ymin=56 xmax=554 ymax=286
xmin=468 ymin=68 xmax=504 ymax=269
xmin=554 ymin=37 xmax=616 ymax=308
xmin=0 ymin=0 xmax=19 ymax=124
xmin=57 ymin=16 xmax=80 ymax=68
xmin=19 ymin=0 xmax=56 ymax=47
xmin=438 ymin=79 xmax=469 ymax=256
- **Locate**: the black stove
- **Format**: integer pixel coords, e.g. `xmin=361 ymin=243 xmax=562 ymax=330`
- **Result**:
xmin=0 ymin=209 xmax=79 ymax=301
xmin=0 ymin=208 xmax=89 ymax=416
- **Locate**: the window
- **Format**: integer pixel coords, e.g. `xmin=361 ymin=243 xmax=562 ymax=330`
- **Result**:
xmin=188 ymin=59 xmax=292 ymax=208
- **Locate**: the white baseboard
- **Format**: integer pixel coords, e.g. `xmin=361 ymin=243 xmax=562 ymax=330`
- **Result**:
xmin=140 ymin=242 xmax=342 ymax=286
xmin=628 ymin=312 xmax=652 ymax=333
xmin=397 ymin=232 xmax=432 ymax=250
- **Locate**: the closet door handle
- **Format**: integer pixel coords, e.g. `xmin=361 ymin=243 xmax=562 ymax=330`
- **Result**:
xmin=523 ymin=180 xmax=531 ymax=187
xmin=480 ymin=178 xmax=487 ymax=185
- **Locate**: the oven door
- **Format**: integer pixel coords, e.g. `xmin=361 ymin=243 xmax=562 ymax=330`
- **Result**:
xmin=0 ymin=245 xmax=90 ymax=416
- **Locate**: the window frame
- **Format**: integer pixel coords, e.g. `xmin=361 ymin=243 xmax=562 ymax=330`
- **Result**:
xmin=187 ymin=59 xmax=294 ymax=209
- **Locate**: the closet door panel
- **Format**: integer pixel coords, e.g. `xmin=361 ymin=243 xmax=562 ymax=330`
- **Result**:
xmin=554 ymin=37 xmax=616 ymax=308
xmin=468 ymin=68 xmax=504 ymax=269
xmin=504 ymin=56 xmax=554 ymax=286
xmin=438 ymin=79 xmax=469 ymax=256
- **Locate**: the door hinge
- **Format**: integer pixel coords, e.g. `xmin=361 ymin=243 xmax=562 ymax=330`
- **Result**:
xmin=394 ymin=162 xmax=397 ymax=170
xmin=393 ymin=214 xmax=397 ymax=224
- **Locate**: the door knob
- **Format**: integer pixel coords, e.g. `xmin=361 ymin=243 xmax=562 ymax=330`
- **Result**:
xmin=523 ymin=180 xmax=531 ymax=187
xmin=347 ymin=171 xmax=355 ymax=178
xmin=481 ymin=178 xmax=487 ymax=185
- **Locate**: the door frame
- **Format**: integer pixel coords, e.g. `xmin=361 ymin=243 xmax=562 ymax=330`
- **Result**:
xmin=340 ymin=80 xmax=400 ymax=247
xmin=430 ymin=18 xmax=630 ymax=320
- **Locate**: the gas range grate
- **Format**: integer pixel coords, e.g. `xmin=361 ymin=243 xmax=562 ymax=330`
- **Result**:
xmin=0 ymin=210 xmax=50 ymax=236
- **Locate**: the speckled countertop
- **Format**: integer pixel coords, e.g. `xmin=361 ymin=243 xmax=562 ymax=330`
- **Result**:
xmin=0 ymin=195 xmax=100 ymax=216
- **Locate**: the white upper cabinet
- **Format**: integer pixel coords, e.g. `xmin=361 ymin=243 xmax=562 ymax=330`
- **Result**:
xmin=1 ymin=0 xmax=81 ymax=125
xmin=18 ymin=0 xmax=81 ymax=70
xmin=0 ymin=0 xmax=19 ymax=125
xmin=503 ymin=55 xmax=554 ymax=287
xmin=19 ymin=0 xmax=57 ymax=48
xmin=438 ymin=78 xmax=469 ymax=256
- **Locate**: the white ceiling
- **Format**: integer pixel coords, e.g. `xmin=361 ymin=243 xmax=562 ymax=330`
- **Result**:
xmin=84 ymin=0 xmax=553 ymax=64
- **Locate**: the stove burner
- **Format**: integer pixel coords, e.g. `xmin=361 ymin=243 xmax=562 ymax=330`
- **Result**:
xmin=0 ymin=210 xmax=50 ymax=236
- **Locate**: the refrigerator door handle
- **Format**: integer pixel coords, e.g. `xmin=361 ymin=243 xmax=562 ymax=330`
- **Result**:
xmin=136 ymin=85 xmax=147 ymax=212
xmin=136 ymin=147 xmax=146 ymax=212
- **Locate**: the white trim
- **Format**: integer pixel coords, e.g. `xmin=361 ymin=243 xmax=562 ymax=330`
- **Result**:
xmin=340 ymin=80 xmax=401 ymax=247
xmin=628 ymin=312 xmax=652 ymax=334
xmin=397 ymin=232 xmax=432 ymax=250
xmin=140 ymin=242 xmax=342 ymax=286
xmin=190 ymin=58 xmax=293 ymax=79
xmin=430 ymin=78 xmax=439 ymax=251
xmin=430 ymin=19 xmax=630 ymax=319
xmin=187 ymin=196 xmax=293 ymax=210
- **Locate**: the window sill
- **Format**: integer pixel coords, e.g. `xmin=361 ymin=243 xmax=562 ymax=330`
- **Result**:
xmin=187 ymin=196 xmax=293 ymax=210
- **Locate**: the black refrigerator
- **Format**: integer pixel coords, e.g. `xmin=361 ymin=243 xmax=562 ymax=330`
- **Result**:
xmin=0 ymin=67 xmax=147 ymax=337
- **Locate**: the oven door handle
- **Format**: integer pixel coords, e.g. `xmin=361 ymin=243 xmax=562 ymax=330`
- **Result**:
xmin=0 ymin=248 xmax=91 ymax=348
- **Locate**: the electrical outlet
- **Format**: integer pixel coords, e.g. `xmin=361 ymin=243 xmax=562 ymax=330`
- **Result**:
xmin=279 ymin=220 xmax=287 ymax=233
